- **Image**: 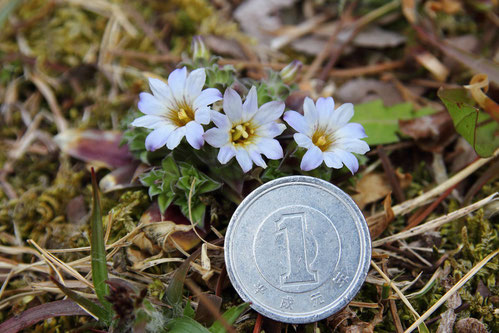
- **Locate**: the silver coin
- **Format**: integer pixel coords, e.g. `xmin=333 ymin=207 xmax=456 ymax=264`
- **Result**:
xmin=224 ymin=176 xmax=371 ymax=324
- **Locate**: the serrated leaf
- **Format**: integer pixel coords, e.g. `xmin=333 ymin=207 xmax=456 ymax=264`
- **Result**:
xmin=351 ymin=100 xmax=436 ymax=145
xmin=166 ymin=316 xmax=211 ymax=333
xmin=208 ymin=303 xmax=249 ymax=333
xmin=196 ymin=177 xmax=221 ymax=194
xmin=438 ymin=88 xmax=499 ymax=157
xmin=158 ymin=193 xmax=174 ymax=214
xmin=162 ymin=154 xmax=180 ymax=177
xmin=50 ymin=277 xmax=111 ymax=323
xmin=90 ymin=169 xmax=112 ymax=314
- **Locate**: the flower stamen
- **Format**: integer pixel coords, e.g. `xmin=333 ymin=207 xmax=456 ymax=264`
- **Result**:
xmin=312 ymin=129 xmax=332 ymax=151
xmin=178 ymin=108 xmax=191 ymax=123
xmin=231 ymin=122 xmax=254 ymax=145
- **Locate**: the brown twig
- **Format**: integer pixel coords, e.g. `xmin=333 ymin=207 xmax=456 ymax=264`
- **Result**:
xmin=253 ymin=313 xmax=263 ymax=333
xmin=404 ymin=184 xmax=457 ymax=231
xmin=378 ymin=146 xmax=405 ymax=203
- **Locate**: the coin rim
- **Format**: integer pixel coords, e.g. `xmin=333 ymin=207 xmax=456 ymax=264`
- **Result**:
xmin=224 ymin=175 xmax=372 ymax=324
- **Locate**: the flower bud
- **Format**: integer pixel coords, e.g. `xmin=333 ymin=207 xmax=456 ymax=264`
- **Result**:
xmin=191 ymin=35 xmax=210 ymax=60
xmin=280 ymin=60 xmax=302 ymax=84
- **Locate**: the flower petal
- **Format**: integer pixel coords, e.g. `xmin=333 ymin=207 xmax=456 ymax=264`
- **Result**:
xmin=148 ymin=78 xmax=173 ymax=108
xmin=249 ymin=149 xmax=267 ymax=168
xmin=131 ymin=115 xmax=169 ymax=129
xmin=336 ymin=138 xmax=370 ymax=154
xmin=293 ymin=133 xmax=313 ymax=148
xmin=257 ymin=138 xmax=283 ymax=160
xmin=329 ymin=103 xmax=354 ymax=129
xmin=316 ymin=97 xmax=334 ymax=125
xmin=218 ymin=145 xmax=236 ymax=164
xmin=166 ymin=127 xmax=186 ymax=150
xmin=223 ymin=88 xmax=243 ymax=124
xmin=138 ymin=92 xmax=167 ymax=115
xmin=336 ymin=122 xmax=367 ymax=139
xmin=210 ymin=110 xmax=231 ymax=129
xmin=195 ymin=107 xmax=210 ymax=125
xmin=252 ymin=101 xmax=285 ymax=126
xmin=257 ymin=122 xmax=286 ymax=138
xmin=168 ymin=67 xmax=187 ymax=99
xmin=145 ymin=128 xmax=171 ymax=151
xmin=185 ymin=121 xmax=204 ymax=149
xmin=242 ymin=86 xmax=258 ymax=121
xmin=323 ymin=151 xmax=343 ymax=169
xmin=193 ymin=88 xmax=222 ymax=109
xmin=303 ymin=97 xmax=318 ymax=125
xmin=334 ymin=149 xmax=359 ymax=174
xmin=204 ymin=128 xmax=229 ymax=148
xmin=283 ymin=111 xmax=308 ymax=133
xmin=300 ymin=146 xmax=324 ymax=171
xmin=235 ymin=149 xmax=253 ymax=173
xmin=185 ymin=68 xmax=206 ymax=101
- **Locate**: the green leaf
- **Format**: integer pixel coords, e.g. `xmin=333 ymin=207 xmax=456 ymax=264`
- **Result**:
xmin=162 ymin=154 xmax=180 ymax=177
xmin=183 ymin=301 xmax=196 ymax=318
xmin=164 ymin=255 xmax=193 ymax=316
xmin=158 ymin=193 xmax=174 ymax=214
xmin=351 ymin=100 xmax=436 ymax=145
xmin=438 ymin=88 xmax=499 ymax=157
xmin=166 ymin=316 xmax=210 ymax=333
xmin=90 ymin=169 xmax=112 ymax=313
xmin=50 ymin=277 xmax=111 ymax=323
xmin=208 ymin=303 xmax=249 ymax=333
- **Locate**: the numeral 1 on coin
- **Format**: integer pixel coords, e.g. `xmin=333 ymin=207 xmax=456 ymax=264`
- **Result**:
xmin=277 ymin=213 xmax=316 ymax=284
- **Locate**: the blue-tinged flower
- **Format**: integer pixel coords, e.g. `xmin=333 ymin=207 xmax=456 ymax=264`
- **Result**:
xmin=284 ymin=97 xmax=369 ymax=173
xmin=204 ymin=87 xmax=286 ymax=173
xmin=131 ymin=67 xmax=222 ymax=151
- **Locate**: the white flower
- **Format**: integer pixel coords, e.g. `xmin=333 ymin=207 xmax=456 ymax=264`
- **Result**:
xmin=284 ymin=97 xmax=369 ymax=173
xmin=204 ymin=86 xmax=286 ymax=173
xmin=131 ymin=67 xmax=222 ymax=151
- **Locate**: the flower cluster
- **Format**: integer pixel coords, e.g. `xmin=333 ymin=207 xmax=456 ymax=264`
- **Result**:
xmin=132 ymin=66 xmax=369 ymax=173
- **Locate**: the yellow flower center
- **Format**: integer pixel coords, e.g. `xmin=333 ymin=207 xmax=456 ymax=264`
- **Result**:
xmin=312 ymin=129 xmax=333 ymax=151
xmin=230 ymin=122 xmax=255 ymax=145
xmin=168 ymin=102 xmax=195 ymax=127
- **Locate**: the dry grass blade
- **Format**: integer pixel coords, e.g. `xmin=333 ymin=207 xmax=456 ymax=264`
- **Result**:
xmin=392 ymin=149 xmax=499 ymax=217
xmin=373 ymin=192 xmax=498 ymax=247
xmin=28 ymin=239 xmax=94 ymax=288
xmin=404 ymin=248 xmax=499 ymax=333
xmin=371 ymin=261 xmax=422 ymax=320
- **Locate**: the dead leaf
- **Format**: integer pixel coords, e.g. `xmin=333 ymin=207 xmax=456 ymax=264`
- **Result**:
xmin=234 ymin=0 xmax=297 ymax=45
xmin=134 ymin=202 xmax=206 ymax=253
xmin=455 ymin=318 xmax=487 ymax=333
xmin=399 ymin=111 xmax=456 ymax=152
xmin=54 ymin=129 xmax=134 ymax=169
xmin=352 ymin=171 xmax=411 ymax=209
xmin=368 ymin=194 xmax=394 ymax=240
xmin=194 ymin=294 xmax=223 ymax=326
xmin=464 ymin=73 xmax=499 ymax=122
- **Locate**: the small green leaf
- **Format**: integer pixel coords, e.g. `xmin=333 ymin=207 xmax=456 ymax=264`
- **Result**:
xmin=90 ymin=169 xmax=112 ymax=313
xmin=164 ymin=255 xmax=193 ymax=316
xmin=184 ymin=301 xmax=196 ymax=318
xmin=166 ymin=316 xmax=211 ymax=333
xmin=158 ymin=193 xmax=174 ymax=213
xmin=438 ymin=88 xmax=499 ymax=157
xmin=50 ymin=277 xmax=111 ymax=323
xmin=196 ymin=177 xmax=221 ymax=194
xmin=208 ymin=303 xmax=249 ymax=333
xmin=162 ymin=154 xmax=180 ymax=177
xmin=351 ymin=100 xmax=436 ymax=145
